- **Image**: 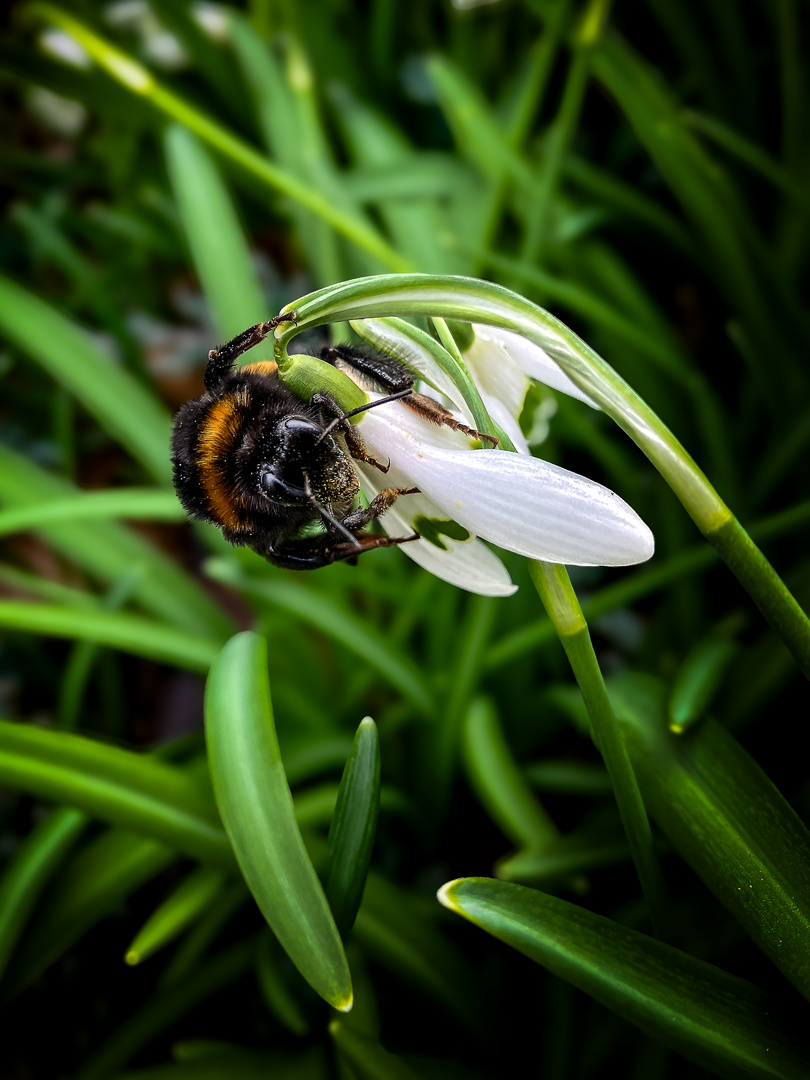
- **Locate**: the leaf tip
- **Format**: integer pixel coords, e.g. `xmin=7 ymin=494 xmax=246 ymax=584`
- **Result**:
xmin=436 ymin=879 xmax=463 ymax=911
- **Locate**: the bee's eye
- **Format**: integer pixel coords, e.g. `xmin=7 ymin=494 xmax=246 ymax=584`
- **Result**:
xmin=259 ymin=466 xmax=308 ymax=504
xmin=280 ymin=415 xmax=322 ymax=442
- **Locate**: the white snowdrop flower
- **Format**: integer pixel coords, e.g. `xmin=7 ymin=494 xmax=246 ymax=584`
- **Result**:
xmin=334 ymin=319 xmax=653 ymax=595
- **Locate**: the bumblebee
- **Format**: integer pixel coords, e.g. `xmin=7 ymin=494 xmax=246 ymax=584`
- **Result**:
xmin=170 ymin=315 xmax=495 ymax=570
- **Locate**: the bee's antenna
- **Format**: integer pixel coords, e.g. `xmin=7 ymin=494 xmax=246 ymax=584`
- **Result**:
xmin=317 ymin=389 xmax=413 ymax=444
xmin=302 ymin=473 xmax=362 ymax=547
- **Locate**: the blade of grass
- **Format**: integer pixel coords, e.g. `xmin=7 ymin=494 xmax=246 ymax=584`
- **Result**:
xmin=0 ymin=274 xmax=172 ymax=484
xmin=462 ymin=697 xmax=561 ymax=852
xmin=0 ymin=807 xmax=86 ymax=984
xmin=0 ymin=488 xmax=184 ymax=537
xmin=125 ymin=865 xmax=226 ymax=965
xmin=165 ymin=125 xmax=267 ymax=341
xmin=0 ymin=719 xmax=232 ymax=865
xmin=28 ymin=4 xmax=411 ymax=273
xmin=204 ymin=560 xmax=433 ymax=716
xmin=0 ymin=442 xmax=232 ymax=639
xmin=0 ymin=603 xmax=219 ymax=672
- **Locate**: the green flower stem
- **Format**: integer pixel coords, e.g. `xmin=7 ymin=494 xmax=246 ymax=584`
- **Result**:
xmin=274 ymin=273 xmax=810 ymax=677
xmin=529 ymin=561 xmax=667 ymax=937
xmin=488 ymin=499 xmax=810 ymax=671
xmin=28 ymin=4 xmax=410 ymax=274
xmin=708 ymin=515 xmax=810 ymax=675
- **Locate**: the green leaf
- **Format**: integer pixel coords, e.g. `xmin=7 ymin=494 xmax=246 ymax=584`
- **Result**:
xmin=668 ymin=636 xmax=739 ymax=732
xmin=0 ymin=807 xmax=86 ymax=983
xmin=28 ymin=4 xmax=410 ymax=273
xmin=165 ymin=125 xmax=267 ymax=341
xmin=125 ymin=865 xmax=226 ymax=965
xmin=2 ymin=829 xmax=173 ymax=999
xmin=330 ymin=1021 xmax=422 ymax=1080
xmin=204 ymin=631 xmax=352 ymax=1011
xmin=0 ymin=488 xmax=184 ymax=537
xmin=611 ymin=672 xmax=810 ymax=1004
xmin=325 ymin=717 xmax=381 ymax=936
xmin=462 ymin=697 xmax=560 ymax=851
xmin=0 ymin=442 xmax=233 ymax=640
xmin=0 ymin=720 xmax=231 ymax=865
xmin=0 ymin=603 xmax=219 ymax=672
xmin=204 ymin=561 xmax=433 ymax=716
xmin=439 ymin=878 xmax=810 ymax=1080
xmin=0 ymin=274 xmax=172 ymax=485
xmin=255 ymin=930 xmax=310 ymax=1036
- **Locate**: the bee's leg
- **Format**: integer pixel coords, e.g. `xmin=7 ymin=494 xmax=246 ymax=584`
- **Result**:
xmin=311 ymin=392 xmax=392 ymax=474
xmin=262 ymin=529 xmax=418 ymax=571
xmin=319 ymin=345 xmax=413 ymax=394
xmin=205 ymin=312 xmax=297 ymax=391
xmin=401 ymin=393 xmax=499 ymax=445
xmin=318 ymin=344 xmax=498 ymax=445
xmin=341 ymin=487 xmax=420 ymax=532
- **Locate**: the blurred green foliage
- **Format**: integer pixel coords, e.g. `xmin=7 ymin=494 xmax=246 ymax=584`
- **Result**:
xmin=0 ymin=1 xmax=809 ymax=1078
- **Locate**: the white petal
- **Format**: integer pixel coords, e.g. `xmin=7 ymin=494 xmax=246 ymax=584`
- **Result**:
xmin=465 ymin=330 xmax=530 ymax=418
xmin=355 ymin=464 xmax=516 ymax=597
xmin=470 ymin=325 xmax=599 ymax=409
xmin=360 ymin=407 xmax=654 ymax=567
xmin=479 ymin=393 xmax=530 ymax=456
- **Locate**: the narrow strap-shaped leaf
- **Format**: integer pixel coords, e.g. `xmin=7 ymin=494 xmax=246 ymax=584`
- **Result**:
xmin=439 ymin=878 xmax=810 ymax=1080
xmin=28 ymin=4 xmax=410 ymax=274
xmin=0 ymin=489 xmax=184 ymax=537
xmin=0 ymin=602 xmax=219 ymax=673
xmin=204 ymin=562 xmax=433 ymax=715
xmin=0 ymin=443 xmax=232 ymax=640
xmin=205 ymin=631 xmax=352 ymax=1012
xmin=75 ymin=938 xmax=256 ymax=1080
xmin=0 ymin=274 xmax=172 ymax=485
xmin=325 ymin=717 xmax=381 ymax=936
xmin=0 ymin=719 xmax=231 ymax=866
xmin=255 ymin=930 xmax=310 ymax=1036
xmin=125 ymin=865 xmax=226 ymax=965
xmin=3 ymin=829 xmax=173 ymax=999
xmin=330 ymin=1021 xmax=422 ymax=1079
xmin=611 ymin=672 xmax=810 ymax=1004
xmin=667 ymin=636 xmax=738 ymax=732
xmin=0 ymin=807 xmax=86 ymax=983
xmin=165 ymin=125 xmax=266 ymax=341
xmin=462 ymin=697 xmax=560 ymax=851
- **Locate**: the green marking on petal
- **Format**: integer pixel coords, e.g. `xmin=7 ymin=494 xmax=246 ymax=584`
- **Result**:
xmin=413 ymin=516 xmax=471 ymax=550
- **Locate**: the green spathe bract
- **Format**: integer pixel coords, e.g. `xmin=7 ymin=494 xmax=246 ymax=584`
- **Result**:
xmin=205 ymin=632 xmax=352 ymax=1011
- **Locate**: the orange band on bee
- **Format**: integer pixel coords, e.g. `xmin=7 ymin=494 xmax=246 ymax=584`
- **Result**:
xmin=241 ymin=361 xmax=279 ymax=378
xmin=197 ymin=393 xmax=249 ymax=532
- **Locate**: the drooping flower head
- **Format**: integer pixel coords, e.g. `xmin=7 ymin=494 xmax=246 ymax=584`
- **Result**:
xmin=271 ymin=276 xmax=655 ymax=596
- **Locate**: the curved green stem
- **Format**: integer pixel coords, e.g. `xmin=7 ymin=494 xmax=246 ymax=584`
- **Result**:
xmin=529 ymin=562 xmax=668 ymax=938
